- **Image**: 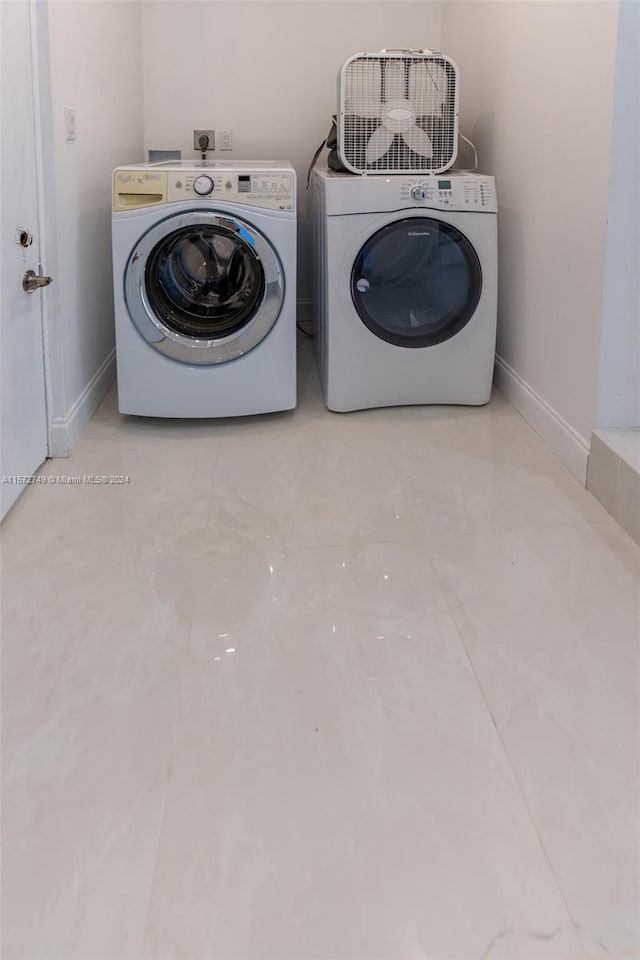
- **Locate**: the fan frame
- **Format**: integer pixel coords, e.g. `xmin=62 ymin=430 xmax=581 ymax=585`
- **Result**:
xmin=337 ymin=50 xmax=460 ymax=176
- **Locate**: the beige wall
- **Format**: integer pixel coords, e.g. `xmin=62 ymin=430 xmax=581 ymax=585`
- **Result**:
xmin=442 ymin=0 xmax=619 ymax=463
xmin=597 ymin=0 xmax=640 ymax=429
xmin=46 ymin=0 xmax=144 ymax=444
xmin=141 ymin=0 xmax=443 ymax=303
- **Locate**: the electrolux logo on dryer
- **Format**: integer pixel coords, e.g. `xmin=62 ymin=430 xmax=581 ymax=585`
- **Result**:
xmin=408 ymin=231 xmax=430 ymax=237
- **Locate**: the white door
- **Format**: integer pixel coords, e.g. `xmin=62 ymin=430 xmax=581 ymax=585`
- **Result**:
xmin=1 ymin=0 xmax=50 ymax=520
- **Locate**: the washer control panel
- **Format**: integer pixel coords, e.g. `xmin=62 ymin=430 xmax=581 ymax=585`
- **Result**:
xmin=400 ymin=175 xmax=496 ymax=211
xmin=193 ymin=175 xmax=214 ymax=196
xmin=168 ymin=171 xmax=294 ymax=210
xmin=114 ymin=166 xmax=295 ymax=212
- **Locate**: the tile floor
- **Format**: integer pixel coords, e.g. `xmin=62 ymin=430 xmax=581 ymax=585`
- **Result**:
xmin=2 ymin=337 xmax=639 ymax=960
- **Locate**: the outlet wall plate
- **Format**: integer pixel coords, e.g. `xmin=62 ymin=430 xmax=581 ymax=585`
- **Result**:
xmin=193 ymin=129 xmax=215 ymax=151
xmin=219 ymin=129 xmax=233 ymax=151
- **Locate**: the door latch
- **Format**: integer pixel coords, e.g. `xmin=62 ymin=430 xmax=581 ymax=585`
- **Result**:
xmin=22 ymin=269 xmax=53 ymax=294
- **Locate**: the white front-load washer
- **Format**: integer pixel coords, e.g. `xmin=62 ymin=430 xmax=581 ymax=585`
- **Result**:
xmin=311 ymin=166 xmax=498 ymax=411
xmin=112 ymin=161 xmax=296 ymax=417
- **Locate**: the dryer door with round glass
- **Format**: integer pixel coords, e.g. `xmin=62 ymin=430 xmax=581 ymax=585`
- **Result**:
xmin=351 ymin=217 xmax=482 ymax=348
xmin=125 ymin=211 xmax=284 ymax=364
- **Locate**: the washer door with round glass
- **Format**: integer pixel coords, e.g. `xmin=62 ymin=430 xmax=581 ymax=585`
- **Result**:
xmin=351 ymin=217 xmax=482 ymax=348
xmin=125 ymin=211 xmax=284 ymax=364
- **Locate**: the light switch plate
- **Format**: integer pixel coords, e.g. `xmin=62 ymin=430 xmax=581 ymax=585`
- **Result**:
xmin=64 ymin=107 xmax=76 ymax=141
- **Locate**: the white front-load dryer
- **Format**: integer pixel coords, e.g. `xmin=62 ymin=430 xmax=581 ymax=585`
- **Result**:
xmin=112 ymin=161 xmax=296 ymax=417
xmin=311 ymin=166 xmax=497 ymax=411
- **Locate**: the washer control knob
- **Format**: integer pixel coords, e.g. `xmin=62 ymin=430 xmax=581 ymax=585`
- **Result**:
xmin=193 ymin=175 xmax=214 ymax=196
xmin=410 ymin=184 xmax=427 ymax=201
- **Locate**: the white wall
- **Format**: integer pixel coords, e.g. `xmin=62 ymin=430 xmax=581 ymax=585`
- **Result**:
xmin=596 ymin=0 xmax=640 ymax=430
xmin=44 ymin=0 xmax=144 ymax=452
xmin=141 ymin=0 xmax=443 ymax=304
xmin=442 ymin=1 xmax=619 ymax=480
xmin=40 ymin=0 xmax=628 ymax=473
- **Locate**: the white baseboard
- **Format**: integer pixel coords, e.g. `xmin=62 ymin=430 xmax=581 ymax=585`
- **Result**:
xmin=494 ymin=354 xmax=590 ymax=485
xmin=49 ymin=349 xmax=116 ymax=458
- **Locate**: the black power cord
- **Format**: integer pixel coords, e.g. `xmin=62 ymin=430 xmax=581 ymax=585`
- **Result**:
xmin=199 ymin=134 xmax=209 ymax=161
xmin=296 ymin=321 xmax=313 ymax=338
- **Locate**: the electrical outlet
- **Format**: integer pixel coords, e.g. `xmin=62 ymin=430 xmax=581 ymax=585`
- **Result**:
xmin=193 ymin=129 xmax=215 ymax=152
xmin=219 ymin=129 xmax=233 ymax=151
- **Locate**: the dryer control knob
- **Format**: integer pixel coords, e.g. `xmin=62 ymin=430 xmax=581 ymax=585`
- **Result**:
xmin=193 ymin=175 xmax=214 ymax=196
xmin=410 ymin=184 xmax=427 ymax=201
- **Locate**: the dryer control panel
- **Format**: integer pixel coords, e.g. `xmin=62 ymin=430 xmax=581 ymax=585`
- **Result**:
xmin=316 ymin=167 xmax=497 ymax=217
xmin=400 ymin=174 xmax=497 ymax=212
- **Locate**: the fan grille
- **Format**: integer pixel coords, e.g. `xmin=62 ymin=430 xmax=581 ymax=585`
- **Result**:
xmin=339 ymin=54 xmax=458 ymax=174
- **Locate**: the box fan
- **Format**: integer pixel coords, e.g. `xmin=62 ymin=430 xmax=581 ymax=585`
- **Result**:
xmin=338 ymin=49 xmax=459 ymax=175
